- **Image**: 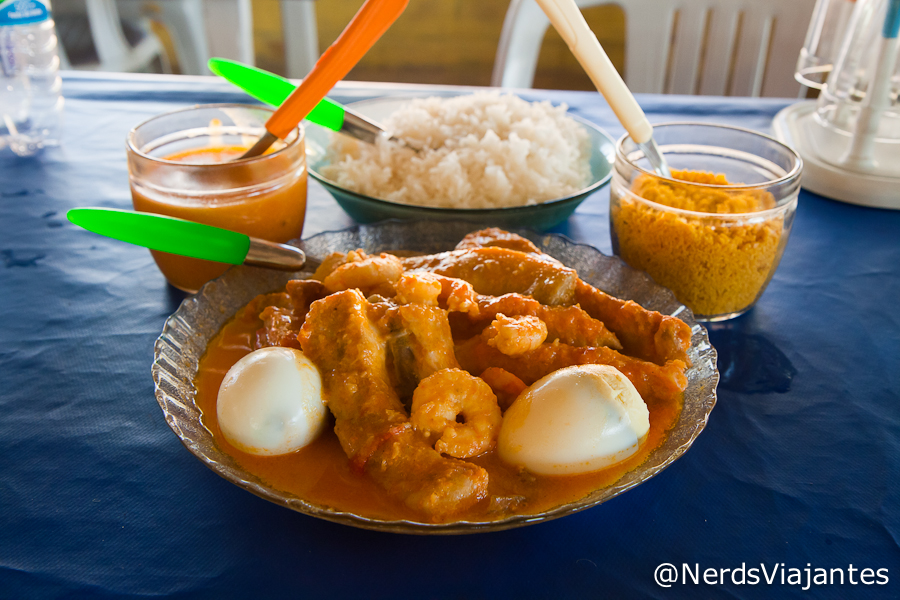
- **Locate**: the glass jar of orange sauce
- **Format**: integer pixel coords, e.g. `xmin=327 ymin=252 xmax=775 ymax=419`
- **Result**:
xmin=126 ymin=104 xmax=307 ymax=293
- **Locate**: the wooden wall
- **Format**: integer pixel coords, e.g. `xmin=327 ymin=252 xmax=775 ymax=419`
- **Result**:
xmin=251 ymin=0 xmax=625 ymax=90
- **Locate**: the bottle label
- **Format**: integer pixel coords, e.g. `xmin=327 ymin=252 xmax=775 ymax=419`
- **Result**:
xmin=0 ymin=0 xmax=50 ymax=26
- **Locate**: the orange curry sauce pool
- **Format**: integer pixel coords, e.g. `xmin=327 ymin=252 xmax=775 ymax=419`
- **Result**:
xmin=194 ymin=303 xmax=684 ymax=522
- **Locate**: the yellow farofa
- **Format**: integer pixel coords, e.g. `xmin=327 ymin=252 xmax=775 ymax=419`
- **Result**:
xmin=611 ymin=170 xmax=783 ymax=317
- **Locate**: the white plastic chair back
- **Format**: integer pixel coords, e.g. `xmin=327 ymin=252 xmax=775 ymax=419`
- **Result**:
xmin=202 ymin=0 xmax=255 ymax=68
xmin=492 ymin=0 xmax=817 ymax=96
xmin=117 ymin=0 xmax=211 ymax=75
xmin=84 ymin=0 xmax=169 ymax=72
xmin=281 ymin=0 xmax=320 ymax=79
xmin=118 ymin=0 xmax=316 ymax=77
xmin=116 ymin=0 xmax=246 ymax=75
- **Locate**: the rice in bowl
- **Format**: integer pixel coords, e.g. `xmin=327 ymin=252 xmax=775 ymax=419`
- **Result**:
xmin=321 ymin=92 xmax=592 ymax=209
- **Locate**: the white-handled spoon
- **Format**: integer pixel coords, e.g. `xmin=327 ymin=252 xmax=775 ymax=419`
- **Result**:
xmin=533 ymin=0 xmax=671 ymax=178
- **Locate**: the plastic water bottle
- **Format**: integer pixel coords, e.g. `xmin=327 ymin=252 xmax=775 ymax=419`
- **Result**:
xmin=0 ymin=0 xmax=63 ymax=156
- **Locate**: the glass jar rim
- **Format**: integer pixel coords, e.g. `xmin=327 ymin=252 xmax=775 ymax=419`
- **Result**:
xmin=126 ymin=103 xmax=304 ymax=166
xmin=616 ymin=121 xmax=803 ymax=190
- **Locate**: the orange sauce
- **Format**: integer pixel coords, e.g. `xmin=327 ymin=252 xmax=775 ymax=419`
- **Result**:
xmin=194 ymin=305 xmax=684 ymax=523
xmin=130 ymin=145 xmax=307 ymax=292
xmin=164 ymin=145 xmax=254 ymax=165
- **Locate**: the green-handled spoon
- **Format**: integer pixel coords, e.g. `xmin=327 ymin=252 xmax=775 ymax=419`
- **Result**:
xmin=208 ymin=58 xmax=414 ymax=148
xmin=67 ymin=208 xmax=315 ymax=271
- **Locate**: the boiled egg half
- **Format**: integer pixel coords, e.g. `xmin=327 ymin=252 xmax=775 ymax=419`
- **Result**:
xmin=498 ymin=364 xmax=650 ymax=475
xmin=217 ymin=347 xmax=327 ymax=456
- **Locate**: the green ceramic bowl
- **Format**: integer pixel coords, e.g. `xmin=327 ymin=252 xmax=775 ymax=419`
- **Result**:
xmin=305 ymin=95 xmax=615 ymax=231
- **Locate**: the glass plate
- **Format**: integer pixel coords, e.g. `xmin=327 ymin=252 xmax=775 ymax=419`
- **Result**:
xmin=152 ymin=221 xmax=718 ymax=534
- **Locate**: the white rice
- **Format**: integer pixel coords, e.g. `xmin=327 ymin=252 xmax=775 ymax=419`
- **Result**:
xmin=321 ymin=92 xmax=592 ymax=209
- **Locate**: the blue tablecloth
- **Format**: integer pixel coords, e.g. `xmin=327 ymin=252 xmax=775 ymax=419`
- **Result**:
xmin=1 ymin=72 xmax=898 ymax=599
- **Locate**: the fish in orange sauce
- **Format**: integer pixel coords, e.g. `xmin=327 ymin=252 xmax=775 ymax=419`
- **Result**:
xmin=194 ymin=229 xmax=691 ymax=523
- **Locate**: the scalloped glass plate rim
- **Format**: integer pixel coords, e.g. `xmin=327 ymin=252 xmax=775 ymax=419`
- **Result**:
xmin=152 ymin=220 xmax=719 ymax=534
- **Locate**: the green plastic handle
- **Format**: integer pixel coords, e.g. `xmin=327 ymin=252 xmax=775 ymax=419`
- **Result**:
xmin=67 ymin=208 xmax=251 ymax=265
xmin=208 ymin=58 xmax=346 ymax=131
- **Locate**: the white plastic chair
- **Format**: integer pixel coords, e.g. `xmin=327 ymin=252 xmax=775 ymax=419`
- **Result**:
xmin=116 ymin=0 xmax=211 ymax=75
xmin=281 ymin=0 xmax=320 ymax=78
xmin=59 ymin=0 xmax=317 ymax=77
xmin=54 ymin=0 xmax=170 ymax=72
xmin=201 ymin=0 xmax=256 ymax=68
xmin=116 ymin=0 xmax=251 ymax=75
xmin=118 ymin=0 xmax=316 ymax=77
xmin=492 ymin=0 xmax=817 ymax=96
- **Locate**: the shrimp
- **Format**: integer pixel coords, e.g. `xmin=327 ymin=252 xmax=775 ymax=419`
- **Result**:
xmin=438 ymin=276 xmax=480 ymax=316
xmin=395 ymin=272 xmax=479 ymax=316
xmin=473 ymin=293 xmax=622 ymax=350
xmin=323 ymin=252 xmax=404 ymax=296
xmin=483 ymin=313 xmax=548 ymax=356
xmin=311 ymin=250 xmax=367 ymax=281
xmin=394 ymin=272 xmax=442 ymax=306
xmin=479 ymin=367 xmax=527 ymax=411
xmin=410 ymin=368 xmax=502 ymax=459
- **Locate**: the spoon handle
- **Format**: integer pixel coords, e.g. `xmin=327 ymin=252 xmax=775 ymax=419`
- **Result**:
xmin=534 ymin=0 xmax=653 ymax=145
xmin=209 ymin=58 xmax=399 ymax=147
xmin=208 ymin=58 xmax=346 ymax=131
xmin=265 ymin=0 xmax=409 ymax=141
xmin=67 ymin=208 xmax=308 ymax=271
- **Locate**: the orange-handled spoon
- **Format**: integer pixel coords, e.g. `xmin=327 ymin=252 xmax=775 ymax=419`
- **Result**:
xmin=242 ymin=0 xmax=409 ymax=159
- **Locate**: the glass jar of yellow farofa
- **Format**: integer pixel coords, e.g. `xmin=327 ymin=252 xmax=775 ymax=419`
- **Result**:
xmin=609 ymin=124 xmax=802 ymax=321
